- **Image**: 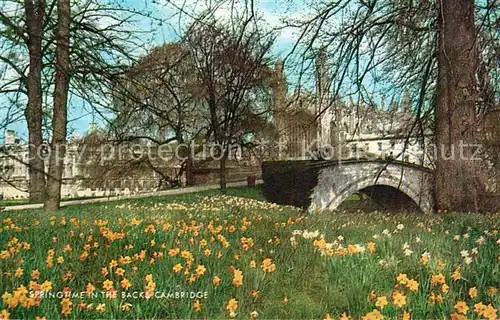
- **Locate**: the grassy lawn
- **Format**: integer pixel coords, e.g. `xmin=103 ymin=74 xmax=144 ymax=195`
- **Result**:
xmin=0 ymin=186 xmax=498 ymax=319
xmin=0 ymin=195 xmax=138 ymax=207
xmin=0 ymin=199 xmax=29 ymax=207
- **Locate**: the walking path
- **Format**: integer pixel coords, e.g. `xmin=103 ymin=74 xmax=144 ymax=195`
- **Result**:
xmin=2 ymin=180 xmax=263 ymax=212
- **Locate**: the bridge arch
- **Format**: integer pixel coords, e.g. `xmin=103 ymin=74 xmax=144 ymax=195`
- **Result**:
xmin=308 ymin=161 xmax=434 ymax=213
xmin=334 ymin=177 xmax=424 ymax=212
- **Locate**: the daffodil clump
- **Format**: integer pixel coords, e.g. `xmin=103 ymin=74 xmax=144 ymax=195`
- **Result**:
xmin=0 ymin=188 xmax=498 ymax=319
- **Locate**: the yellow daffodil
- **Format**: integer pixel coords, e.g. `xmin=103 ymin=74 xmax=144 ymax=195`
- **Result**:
xmin=0 ymin=309 xmax=9 ymax=320
xmin=375 ymin=296 xmax=388 ymax=309
xmin=85 ymin=283 xmax=95 ymax=296
xmin=261 ymin=258 xmax=276 ymax=272
xmin=172 ymin=263 xmax=183 ymax=273
xmin=451 ymin=269 xmax=461 ymax=281
xmin=474 ymin=302 xmax=487 ymax=315
xmin=406 ymin=279 xmax=419 ymax=292
xmin=40 ymin=281 xmax=52 ymax=292
xmin=431 ymin=273 xmax=446 ymax=286
xmin=487 ymin=287 xmax=498 ymax=296
xmin=102 ymin=279 xmax=114 ymax=291
xmin=469 ymin=287 xmax=478 ymax=299
xmin=367 ymin=242 xmax=376 ymax=254
xmin=454 ymin=301 xmax=469 ymax=315
xmin=396 ymin=273 xmax=408 ymax=285
xmin=392 ymin=291 xmax=406 ymax=308
xmin=450 ymin=313 xmax=467 ymax=320
xmin=195 ymin=265 xmax=206 ymax=277
xmin=232 ymin=269 xmax=243 ymax=287
xmin=60 ymin=298 xmax=72 ymax=316
xmin=14 ymin=268 xmax=23 ymax=278
xmin=96 ymin=303 xmax=105 ymax=313
xmin=115 ymin=268 xmax=125 ymax=277
xmin=120 ymin=278 xmax=132 ymax=290
xmin=226 ymin=298 xmax=238 ymax=317
xmin=361 ymin=309 xmax=384 ymax=320
xmin=193 ymin=299 xmax=201 ymax=312
xmin=30 ymin=270 xmax=40 ymax=280
xmin=482 ymin=304 xmax=497 ymax=320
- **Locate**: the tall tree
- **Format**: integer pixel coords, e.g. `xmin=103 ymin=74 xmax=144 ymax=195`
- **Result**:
xmin=24 ymin=0 xmax=46 ymax=202
xmin=435 ymin=0 xmax=486 ymax=212
xmin=185 ymin=19 xmax=274 ymax=191
xmin=45 ymin=0 xmax=70 ymax=211
xmin=1 ymin=0 xmax=161 ymax=207
xmin=110 ymin=42 xmax=203 ymax=187
xmin=110 ymin=13 xmax=275 ymax=191
xmin=281 ymin=0 xmax=499 ymax=212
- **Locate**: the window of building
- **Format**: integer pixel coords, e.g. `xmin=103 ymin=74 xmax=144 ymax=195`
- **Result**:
xmin=378 ymin=142 xmax=383 ymax=151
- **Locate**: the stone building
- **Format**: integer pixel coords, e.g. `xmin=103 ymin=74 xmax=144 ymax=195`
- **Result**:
xmin=0 ymin=128 xmax=260 ymax=200
xmin=0 ymin=130 xmax=182 ymax=200
xmin=272 ymin=55 xmax=432 ymax=166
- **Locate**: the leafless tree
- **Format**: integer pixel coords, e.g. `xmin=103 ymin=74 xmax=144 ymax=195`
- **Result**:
xmin=44 ymin=0 xmax=70 ymax=210
xmin=0 ymin=0 xmax=163 ymax=207
xmin=0 ymin=0 xmax=48 ymax=202
xmin=110 ymin=42 xmax=203 ymax=187
xmin=280 ymin=0 xmax=499 ymax=212
xmin=109 ymin=4 xmax=276 ymax=191
xmin=184 ymin=14 xmax=275 ymax=191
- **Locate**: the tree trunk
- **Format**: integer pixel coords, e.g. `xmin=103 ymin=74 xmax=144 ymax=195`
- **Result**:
xmin=186 ymin=154 xmax=194 ymax=186
xmin=45 ymin=0 xmax=70 ymax=211
xmin=219 ymin=148 xmax=227 ymax=193
xmin=24 ymin=0 xmax=46 ymax=203
xmin=435 ymin=0 xmax=487 ymax=212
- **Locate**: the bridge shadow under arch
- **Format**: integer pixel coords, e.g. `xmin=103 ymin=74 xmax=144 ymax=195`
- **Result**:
xmin=338 ymin=185 xmax=422 ymax=213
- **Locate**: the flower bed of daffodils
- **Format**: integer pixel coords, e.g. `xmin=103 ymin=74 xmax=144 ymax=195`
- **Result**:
xmin=0 ymin=193 xmax=498 ymax=319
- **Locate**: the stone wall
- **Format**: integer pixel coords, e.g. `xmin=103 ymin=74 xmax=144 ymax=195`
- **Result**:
xmin=192 ymin=166 xmax=261 ymax=185
xmin=262 ymin=160 xmax=322 ymax=209
xmin=0 ymin=178 xmax=164 ymax=200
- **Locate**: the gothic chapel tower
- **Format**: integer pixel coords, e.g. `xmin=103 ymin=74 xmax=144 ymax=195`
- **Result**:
xmin=271 ymin=60 xmax=287 ymax=138
xmin=315 ymin=48 xmax=334 ymax=147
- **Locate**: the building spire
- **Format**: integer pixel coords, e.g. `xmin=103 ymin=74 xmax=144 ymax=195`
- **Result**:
xmin=369 ymin=89 xmax=377 ymax=111
xmin=88 ymin=108 xmax=98 ymax=133
xmin=272 ymin=59 xmax=287 ymax=134
xmin=389 ymin=95 xmax=397 ymax=113
xmin=315 ymin=48 xmax=329 ymax=111
xmin=400 ymin=88 xmax=411 ymax=113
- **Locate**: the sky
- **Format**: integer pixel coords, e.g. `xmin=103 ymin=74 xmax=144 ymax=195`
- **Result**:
xmin=0 ymin=0 xmax=305 ymax=143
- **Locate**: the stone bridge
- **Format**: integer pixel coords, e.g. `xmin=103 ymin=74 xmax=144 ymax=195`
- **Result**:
xmin=262 ymin=160 xmax=435 ymax=213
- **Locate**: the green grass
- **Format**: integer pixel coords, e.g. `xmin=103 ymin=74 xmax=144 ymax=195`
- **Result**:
xmin=0 ymin=199 xmax=29 ymax=207
xmin=0 ymin=195 xmax=120 ymax=207
xmin=0 ymin=186 xmax=498 ymax=319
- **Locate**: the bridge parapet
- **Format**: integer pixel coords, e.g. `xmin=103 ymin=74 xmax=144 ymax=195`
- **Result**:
xmin=262 ymin=159 xmax=435 ymax=212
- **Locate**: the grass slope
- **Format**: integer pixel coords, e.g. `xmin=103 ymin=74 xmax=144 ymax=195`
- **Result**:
xmin=0 ymin=186 xmax=498 ymax=319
